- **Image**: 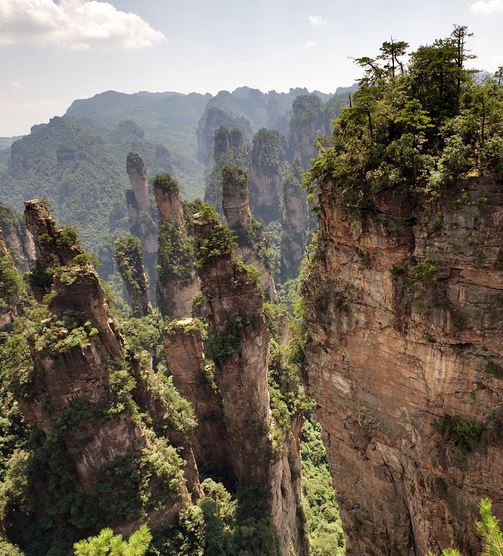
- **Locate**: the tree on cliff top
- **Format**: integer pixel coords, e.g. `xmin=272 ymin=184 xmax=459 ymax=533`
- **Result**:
xmin=306 ymin=26 xmax=503 ymax=209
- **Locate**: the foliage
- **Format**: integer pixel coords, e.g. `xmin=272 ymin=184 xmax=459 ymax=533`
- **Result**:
xmin=194 ymin=213 xmax=236 ymax=267
xmin=477 ymin=498 xmax=503 ymax=555
xmin=205 ymin=314 xmax=258 ymax=361
xmin=305 ymin=30 xmax=503 ymax=210
xmin=0 ymin=251 xmax=21 ymax=310
xmin=428 ymin=497 xmax=503 ymax=556
xmin=156 ymin=221 xmax=194 ymax=282
xmin=485 ymin=360 xmax=503 ymax=379
xmin=301 ymin=418 xmax=345 ymax=555
xmin=433 ymin=415 xmax=484 ymax=452
xmin=153 ymin=173 xmax=180 ymax=195
xmin=74 ymin=524 xmax=152 ymax=556
xmin=114 ymin=234 xmax=149 ymax=300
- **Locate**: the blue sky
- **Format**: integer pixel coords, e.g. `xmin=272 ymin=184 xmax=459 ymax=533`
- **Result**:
xmin=1 ymin=0 xmax=502 ymax=136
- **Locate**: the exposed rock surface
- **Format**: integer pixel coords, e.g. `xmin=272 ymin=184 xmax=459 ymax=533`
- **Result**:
xmin=280 ymin=171 xmax=309 ymax=281
xmin=304 ymin=177 xmax=503 ymax=555
xmin=14 ymin=201 xmax=199 ymax=545
xmin=249 ymin=129 xmax=288 ymax=223
xmin=287 ymin=95 xmax=325 ymax=170
xmin=0 ymin=203 xmax=35 ymax=270
xmin=197 ymin=106 xmax=252 ymax=165
xmin=125 ymin=152 xmax=158 ymax=268
xmin=126 ymin=152 xmax=150 ymax=213
xmin=154 ymin=174 xmax=199 ymax=318
xmin=193 ymin=212 xmax=306 ymax=554
xmin=163 ymin=318 xmax=230 ymax=478
xmin=205 ymin=126 xmax=249 ymax=212
xmin=221 ymin=164 xmax=276 ymax=298
xmin=114 ymin=233 xmax=151 ymax=317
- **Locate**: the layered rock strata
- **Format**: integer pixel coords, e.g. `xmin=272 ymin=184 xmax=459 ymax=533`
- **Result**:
xmin=125 ymin=152 xmax=158 ymax=267
xmin=15 ymin=201 xmax=198 ymax=542
xmin=162 ymin=318 xmax=230 ymax=478
xmin=193 ymin=210 xmax=306 ymax=554
xmin=221 ymin=164 xmax=276 ymax=298
xmin=304 ymin=177 xmax=503 ymax=555
xmin=154 ymin=173 xmax=199 ymax=319
xmin=114 ymin=233 xmax=151 ymax=317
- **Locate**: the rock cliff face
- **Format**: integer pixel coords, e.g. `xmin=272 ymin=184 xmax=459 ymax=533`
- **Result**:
xmin=8 ymin=201 xmax=199 ymax=549
xmin=126 ymin=152 xmax=150 ymax=214
xmin=221 ymin=164 xmax=276 ymax=298
xmin=280 ymin=172 xmax=309 ymax=281
xmin=249 ymin=129 xmax=288 ymax=223
xmin=304 ymin=177 xmax=503 ymax=555
xmin=114 ymin=233 xmax=151 ymax=317
xmin=162 ymin=318 xmax=231 ymax=478
xmin=288 ymin=95 xmax=325 ymax=170
xmin=154 ymin=174 xmax=199 ymax=319
xmin=197 ymin=106 xmax=252 ymax=165
xmin=0 ymin=203 xmax=35 ymax=270
xmin=125 ymin=152 xmax=158 ymax=266
xmin=205 ymin=126 xmax=249 ymax=212
xmin=193 ymin=211 xmax=306 ymax=554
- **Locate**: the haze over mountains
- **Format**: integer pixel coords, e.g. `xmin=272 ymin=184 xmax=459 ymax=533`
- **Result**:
xmin=0 ymin=84 xmax=354 ymax=258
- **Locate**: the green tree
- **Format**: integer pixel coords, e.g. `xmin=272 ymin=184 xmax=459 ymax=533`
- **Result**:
xmin=477 ymin=498 xmax=503 ymax=556
xmin=73 ymin=524 xmax=152 ymax=556
xmin=378 ymin=39 xmax=409 ymax=78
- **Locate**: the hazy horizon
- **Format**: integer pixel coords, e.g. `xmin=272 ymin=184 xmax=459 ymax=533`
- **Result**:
xmin=1 ymin=0 xmax=502 ymax=136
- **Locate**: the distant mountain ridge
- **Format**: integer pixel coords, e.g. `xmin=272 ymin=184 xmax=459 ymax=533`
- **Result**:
xmin=0 ymin=84 xmax=353 ymax=266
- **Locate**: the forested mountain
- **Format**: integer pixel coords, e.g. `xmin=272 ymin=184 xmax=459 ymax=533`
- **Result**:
xmin=0 ymin=87 xmax=349 ymax=264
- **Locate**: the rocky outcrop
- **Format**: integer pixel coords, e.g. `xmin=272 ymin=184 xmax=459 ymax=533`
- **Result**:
xmin=221 ymin=164 xmax=276 ymax=298
xmin=193 ymin=210 xmax=305 ymax=554
xmin=114 ymin=233 xmax=151 ymax=317
xmin=280 ymin=171 xmax=309 ymax=281
xmin=197 ymin=106 xmax=252 ymax=165
xmin=205 ymin=126 xmax=249 ymax=212
xmin=162 ymin=318 xmax=231 ymax=478
xmin=10 ymin=201 xmax=200 ymax=549
xmin=249 ymin=129 xmax=288 ymax=223
xmin=0 ymin=203 xmax=35 ymax=270
xmin=288 ymin=95 xmax=325 ymax=169
xmin=154 ymin=173 xmax=199 ymax=319
xmin=125 ymin=153 xmax=158 ymax=272
xmin=304 ymin=177 xmax=503 ymax=555
xmin=127 ymin=152 xmax=149 ymax=214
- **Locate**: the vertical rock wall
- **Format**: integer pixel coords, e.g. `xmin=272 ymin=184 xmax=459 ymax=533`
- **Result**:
xmin=304 ymin=177 xmax=503 ymax=555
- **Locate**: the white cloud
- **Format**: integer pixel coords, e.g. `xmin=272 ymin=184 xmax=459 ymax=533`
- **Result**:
xmin=303 ymin=41 xmax=318 ymax=49
xmin=10 ymin=80 xmax=21 ymax=89
xmin=308 ymin=15 xmax=327 ymax=26
xmin=471 ymin=0 xmax=503 ymax=13
xmin=0 ymin=0 xmax=166 ymax=50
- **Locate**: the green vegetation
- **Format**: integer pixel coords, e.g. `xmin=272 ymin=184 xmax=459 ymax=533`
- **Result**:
xmin=428 ymin=498 xmax=503 ymax=556
xmin=268 ymin=339 xmax=310 ymax=457
xmin=157 ymin=221 xmax=194 ymax=282
xmin=433 ymin=414 xmax=484 ymax=452
xmin=485 ymin=359 xmax=503 ymax=379
xmin=153 ymin=172 xmax=180 ymax=194
xmin=114 ymin=234 xmax=148 ymax=304
xmin=301 ymin=418 xmax=345 ymax=555
xmin=205 ymin=314 xmax=258 ymax=361
xmin=306 ymin=28 xmax=503 ymax=210
xmin=0 ymin=251 xmax=21 ymax=310
xmin=74 ymin=524 xmax=152 ymax=555
xmin=194 ymin=208 xmax=236 ymax=267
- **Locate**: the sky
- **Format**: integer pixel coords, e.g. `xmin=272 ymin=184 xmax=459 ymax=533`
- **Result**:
xmin=1 ymin=0 xmax=502 ymax=136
